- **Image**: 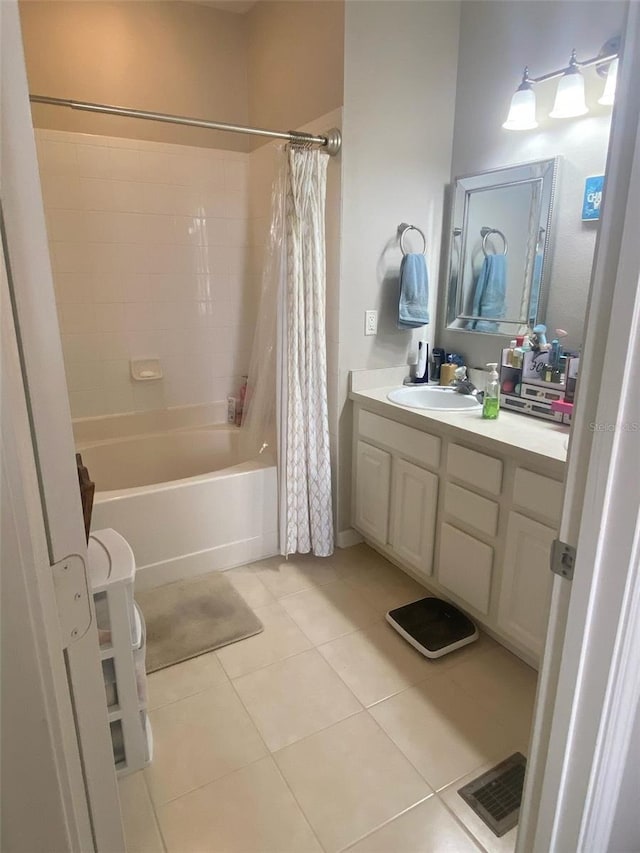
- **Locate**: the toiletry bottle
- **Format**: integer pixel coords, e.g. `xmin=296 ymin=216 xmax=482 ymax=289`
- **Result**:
xmin=482 ymin=363 xmax=500 ymax=420
xmin=415 ymin=341 xmax=429 ymax=383
xmin=431 ymin=348 xmax=445 ymax=382
xmin=508 ymin=340 xmax=517 ymax=366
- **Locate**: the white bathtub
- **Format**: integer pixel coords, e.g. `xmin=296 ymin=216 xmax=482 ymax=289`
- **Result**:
xmin=76 ymin=407 xmax=278 ymax=590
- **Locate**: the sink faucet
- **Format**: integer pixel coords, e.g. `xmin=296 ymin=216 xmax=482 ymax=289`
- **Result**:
xmin=452 ymin=366 xmax=483 ymax=400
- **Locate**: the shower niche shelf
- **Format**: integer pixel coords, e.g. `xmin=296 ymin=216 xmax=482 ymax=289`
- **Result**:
xmin=88 ymin=528 xmax=152 ymax=776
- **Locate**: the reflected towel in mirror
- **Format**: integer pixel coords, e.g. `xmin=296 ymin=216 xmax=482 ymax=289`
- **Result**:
xmin=467 ymin=254 xmax=507 ymax=332
xmin=398 ymin=253 xmax=429 ymax=328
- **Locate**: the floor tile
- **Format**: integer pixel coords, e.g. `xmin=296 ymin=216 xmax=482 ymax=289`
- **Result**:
xmin=440 ymin=764 xmax=520 ymax=853
xmin=275 ymin=711 xmax=431 ymax=853
xmin=280 ymin=580 xmax=380 ymax=645
xmin=233 ymin=648 xmax=362 ymax=751
xmin=147 ymin=651 xmax=228 ymax=711
xmin=145 ymin=682 xmax=267 ymax=805
xmin=215 ymin=601 xmax=312 ymax=678
xmin=369 ymin=674 xmax=518 ymax=791
xmin=447 ymin=645 xmax=537 ymax=747
xmin=318 ymin=620 xmax=433 ymax=707
xmin=251 ymin=552 xmax=349 ymax=598
xmin=118 ymin=771 xmax=165 ymax=853
xmin=157 ymin=757 xmax=322 ymax=853
xmin=343 ymin=559 xmax=427 ymax=615
xmin=224 ymin=564 xmax=275 ymax=608
xmin=344 ymin=796 xmax=482 ymax=853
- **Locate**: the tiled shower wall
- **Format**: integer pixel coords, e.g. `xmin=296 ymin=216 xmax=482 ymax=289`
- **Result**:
xmin=36 ymin=129 xmax=255 ymax=419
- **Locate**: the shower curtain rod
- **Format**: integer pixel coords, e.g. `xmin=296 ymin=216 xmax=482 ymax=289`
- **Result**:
xmin=29 ymin=94 xmax=342 ymax=156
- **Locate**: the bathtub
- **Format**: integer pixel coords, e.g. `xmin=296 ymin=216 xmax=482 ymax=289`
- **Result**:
xmin=76 ymin=406 xmax=278 ymax=590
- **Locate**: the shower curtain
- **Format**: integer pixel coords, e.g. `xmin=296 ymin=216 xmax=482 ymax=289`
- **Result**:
xmin=242 ymin=145 xmax=334 ymax=557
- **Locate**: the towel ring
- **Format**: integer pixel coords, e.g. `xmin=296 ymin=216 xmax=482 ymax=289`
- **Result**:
xmin=399 ymin=223 xmax=427 ymax=256
xmin=481 ymin=228 xmax=508 ymax=257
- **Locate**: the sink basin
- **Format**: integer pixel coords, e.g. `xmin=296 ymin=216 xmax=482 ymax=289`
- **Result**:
xmin=387 ymin=385 xmax=482 ymax=412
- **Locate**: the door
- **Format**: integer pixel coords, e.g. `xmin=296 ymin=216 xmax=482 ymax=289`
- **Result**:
xmin=354 ymin=441 xmax=391 ymax=545
xmin=1 ymin=3 xmax=124 ymax=849
xmin=390 ymin=458 xmax=438 ymax=576
xmin=498 ymin=512 xmax=555 ymax=659
xmin=518 ymin=4 xmax=640 ymax=850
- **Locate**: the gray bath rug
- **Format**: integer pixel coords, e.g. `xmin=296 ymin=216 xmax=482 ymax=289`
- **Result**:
xmin=137 ymin=571 xmax=263 ymax=673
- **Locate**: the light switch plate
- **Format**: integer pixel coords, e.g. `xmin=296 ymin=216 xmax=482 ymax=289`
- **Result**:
xmin=365 ymin=310 xmax=378 ymax=336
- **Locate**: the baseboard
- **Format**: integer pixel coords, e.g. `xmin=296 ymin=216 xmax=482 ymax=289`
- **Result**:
xmin=336 ymin=528 xmax=364 ymax=549
xmin=134 ymin=532 xmax=279 ymax=591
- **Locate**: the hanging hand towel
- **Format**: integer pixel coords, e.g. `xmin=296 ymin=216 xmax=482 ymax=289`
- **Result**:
xmin=398 ymin=253 xmax=429 ymax=329
xmin=467 ymin=254 xmax=507 ymax=332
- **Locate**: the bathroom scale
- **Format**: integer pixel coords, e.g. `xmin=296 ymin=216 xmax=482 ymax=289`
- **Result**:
xmin=386 ymin=596 xmax=478 ymax=658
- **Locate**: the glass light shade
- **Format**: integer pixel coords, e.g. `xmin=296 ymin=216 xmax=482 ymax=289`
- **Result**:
xmin=598 ymin=57 xmax=618 ymax=106
xmin=550 ymin=70 xmax=588 ymax=118
xmin=502 ymin=86 xmax=538 ymax=130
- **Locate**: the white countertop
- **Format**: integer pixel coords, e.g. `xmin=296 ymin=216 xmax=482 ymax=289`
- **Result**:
xmin=350 ymin=386 xmax=569 ymax=465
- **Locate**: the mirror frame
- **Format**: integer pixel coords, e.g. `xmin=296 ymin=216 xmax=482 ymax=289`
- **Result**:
xmin=445 ymin=157 xmax=559 ymax=336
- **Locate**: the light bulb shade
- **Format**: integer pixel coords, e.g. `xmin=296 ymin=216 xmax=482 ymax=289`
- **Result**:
xmin=550 ymin=70 xmax=588 ymax=118
xmin=598 ymin=57 xmax=618 ymax=106
xmin=502 ymin=85 xmax=538 ymax=130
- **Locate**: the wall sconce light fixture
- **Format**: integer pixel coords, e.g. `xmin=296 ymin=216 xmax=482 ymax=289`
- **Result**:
xmin=503 ymin=37 xmax=620 ymax=131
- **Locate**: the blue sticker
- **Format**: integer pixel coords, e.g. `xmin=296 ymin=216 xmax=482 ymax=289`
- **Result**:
xmin=582 ymin=175 xmax=604 ymax=221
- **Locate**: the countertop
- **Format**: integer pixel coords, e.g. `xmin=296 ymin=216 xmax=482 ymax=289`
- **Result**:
xmin=350 ymin=386 xmax=569 ymax=465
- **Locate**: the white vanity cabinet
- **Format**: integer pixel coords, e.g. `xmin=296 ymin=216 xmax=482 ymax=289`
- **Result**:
xmin=354 ymin=410 xmax=441 ymax=580
xmin=390 ymin=459 xmax=438 ymax=576
xmin=354 ymin=440 xmax=391 ymax=545
xmin=497 ymin=468 xmax=564 ymax=657
xmin=351 ymin=400 xmax=566 ymax=667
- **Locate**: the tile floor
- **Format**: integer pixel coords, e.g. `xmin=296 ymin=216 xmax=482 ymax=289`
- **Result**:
xmin=120 ymin=544 xmax=537 ymax=853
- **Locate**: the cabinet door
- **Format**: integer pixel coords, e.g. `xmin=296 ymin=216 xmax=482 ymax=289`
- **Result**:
xmin=354 ymin=441 xmax=391 ymax=545
xmin=390 ymin=459 xmax=438 ymax=576
xmin=438 ymin=523 xmax=494 ymax=615
xmin=498 ymin=511 xmax=556 ymax=658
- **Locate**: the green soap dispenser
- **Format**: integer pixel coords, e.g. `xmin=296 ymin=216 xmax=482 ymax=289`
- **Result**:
xmin=483 ymin=363 xmax=500 ymax=420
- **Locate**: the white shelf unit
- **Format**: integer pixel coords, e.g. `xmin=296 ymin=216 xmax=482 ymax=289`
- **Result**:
xmin=88 ymin=528 xmax=152 ymax=776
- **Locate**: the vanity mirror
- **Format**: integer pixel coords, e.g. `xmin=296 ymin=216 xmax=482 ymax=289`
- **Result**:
xmin=445 ymin=158 xmax=558 ymax=336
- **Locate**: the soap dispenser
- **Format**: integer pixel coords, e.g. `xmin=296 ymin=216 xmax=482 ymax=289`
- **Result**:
xmin=482 ymin=363 xmax=500 ymax=420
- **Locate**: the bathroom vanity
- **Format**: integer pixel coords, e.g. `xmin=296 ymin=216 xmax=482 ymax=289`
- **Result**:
xmin=350 ymin=386 xmax=568 ymax=668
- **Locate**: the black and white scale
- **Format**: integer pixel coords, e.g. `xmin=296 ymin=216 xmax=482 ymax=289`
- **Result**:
xmin=386 ymin=596 xmax=478 ymax=658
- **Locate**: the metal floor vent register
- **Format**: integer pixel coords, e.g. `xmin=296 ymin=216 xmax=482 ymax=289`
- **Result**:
xmin=386 ymin=597 xmax=478 ymax=658
xmin=458 ymin=752 xmax=527 ymax=837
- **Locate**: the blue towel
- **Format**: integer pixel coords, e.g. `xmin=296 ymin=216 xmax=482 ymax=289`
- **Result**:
xmin=467 ymin=254 xmax=507 ymax=332
xmin=528 ymin=252 xmax=543 ymax=324
xmin=398 ymin=253 xmax=429 ymax=329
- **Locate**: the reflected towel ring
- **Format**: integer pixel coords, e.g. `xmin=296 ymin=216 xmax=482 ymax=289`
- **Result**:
xmin=399 ymin=223 xmax=427 ymax=256
xmin=481 ymin=227 xmax=508 ymax=257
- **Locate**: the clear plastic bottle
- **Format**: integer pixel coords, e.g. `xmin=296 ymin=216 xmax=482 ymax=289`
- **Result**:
xmin=482 ymin=363 xmax=500 ymax=420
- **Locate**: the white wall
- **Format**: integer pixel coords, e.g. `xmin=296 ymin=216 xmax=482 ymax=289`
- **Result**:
xmin=337 ymin=0 xmax=461 ymax=534
xmin=37 ymin=130 xmax=253 ymax=419
xmin=439 ymin=0 xmax=626 ymax=368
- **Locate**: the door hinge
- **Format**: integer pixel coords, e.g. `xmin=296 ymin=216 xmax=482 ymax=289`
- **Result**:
xmin=551 ymin=539 xmax=576 ymax=581
xmin=52 ymin=554 xmax=92 ymax=648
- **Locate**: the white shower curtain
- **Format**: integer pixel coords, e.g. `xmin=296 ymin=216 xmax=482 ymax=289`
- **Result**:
xmin=241 ymin=145 xmax=334 ymax=557
xmin=281 ymin=146 xmax=334 ymax=557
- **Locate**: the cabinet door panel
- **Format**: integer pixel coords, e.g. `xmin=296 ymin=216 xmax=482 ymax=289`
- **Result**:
xmin=354 ymin=441 xmax=391 ymax=545
xmin=391 ymin=459 xmax=438 ymax=576
xmin=498 ymin=511 xmax=556 ymax=658
xmin=438 ymin=523 xmax=493 ymax=615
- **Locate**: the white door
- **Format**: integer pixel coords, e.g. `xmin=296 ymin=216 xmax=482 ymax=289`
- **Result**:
xmin=518 ymin=4 xmax=640 ymax=850
xmin=390 ymin=459 xmax=438 ymax=576
xmin=498 ymin=512 xmax=555 ymax=659
xmin=1 ymin=3 xmax=124 ymax=850
xmin=354 ymin=441 xmax=391 ymax=545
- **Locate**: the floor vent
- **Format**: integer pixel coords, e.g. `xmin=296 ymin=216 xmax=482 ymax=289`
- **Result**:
xmin=458 ymin=752 xmax=527 ymax=837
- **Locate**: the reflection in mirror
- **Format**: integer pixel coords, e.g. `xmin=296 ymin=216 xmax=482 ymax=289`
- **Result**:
xmin=446 ymin=158 xmax=558 ymax=336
